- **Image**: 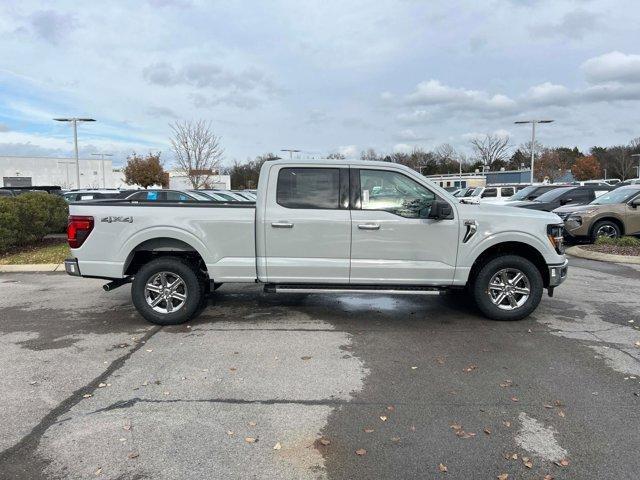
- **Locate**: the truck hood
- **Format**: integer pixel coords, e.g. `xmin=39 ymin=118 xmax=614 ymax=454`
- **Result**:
xmin=457 ymin=201 xmax=561 ymax=223
xmin=552 ymin=203 xmax=599 ymax=214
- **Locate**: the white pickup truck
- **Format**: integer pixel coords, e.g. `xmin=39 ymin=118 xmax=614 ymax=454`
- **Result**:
xmin=65 ymin=159 xmax=568 ymax=325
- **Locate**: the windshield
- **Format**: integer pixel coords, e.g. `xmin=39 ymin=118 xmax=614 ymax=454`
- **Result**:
xmin=509 ymin=186 xmax=538 ymax=201
xmin=469 ymin=187 xmax=483 ymax=197
xmin=590 ymin=188 xmax=639 ymax=205
xmin=189 ymin=191 xmax=215 ymax=201
xmin=533 ymin=187 xmax=574 ymax=203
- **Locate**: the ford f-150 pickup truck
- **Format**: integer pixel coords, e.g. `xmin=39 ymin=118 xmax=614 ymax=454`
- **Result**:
xmin=64 ymin=159 xmax=568 ymax=325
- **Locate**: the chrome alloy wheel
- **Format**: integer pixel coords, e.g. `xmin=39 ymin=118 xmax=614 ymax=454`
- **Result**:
xmin=487 ymin=268 xmax=530 ymax=311
xmin=595 ymin=224 xmax=618 ymax=238
xmin=144 ymin=271 xmax=188 ymax=314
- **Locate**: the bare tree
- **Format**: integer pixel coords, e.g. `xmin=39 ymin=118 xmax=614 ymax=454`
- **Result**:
xmin=170 ymin=120 xmax=224 ymax=188
xmin=609 ymin=146 xmax=636 ymax=180
xmin=469 ymin=134 xmax=511 ymax=168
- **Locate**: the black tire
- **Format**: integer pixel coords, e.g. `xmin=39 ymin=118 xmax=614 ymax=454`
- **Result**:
xmin=132 ymin=256 xmax=204 ymax=325
xmin=472 ymin=255 xmax=543 ymax=321
xmin=590 ymin=220 xmax=621 ymax=242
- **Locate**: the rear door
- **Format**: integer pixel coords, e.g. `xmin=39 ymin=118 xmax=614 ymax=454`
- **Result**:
xmin=625 ymin=192 xmax=640 ymax=235
xmin=349 ymin=167 xmax=458 ymax=285
xmin=263 ymin=166 xmax=351 ymax=283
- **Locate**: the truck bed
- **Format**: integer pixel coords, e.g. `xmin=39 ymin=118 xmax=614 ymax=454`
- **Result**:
xmin=69 ymin=200 xmax=257 ymax=281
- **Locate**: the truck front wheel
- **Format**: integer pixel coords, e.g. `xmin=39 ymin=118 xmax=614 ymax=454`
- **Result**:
xmin=472 ymin=255 xmax=543 ymax=321
xmin=131 ymin=256 xmax=204 ymax=325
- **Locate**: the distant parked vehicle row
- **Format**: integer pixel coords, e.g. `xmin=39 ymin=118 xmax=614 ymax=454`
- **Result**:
xmin=554 ymin=185 xmax=640 ymax=241
xmin=507 ymin=185 xmax=613 ymax=212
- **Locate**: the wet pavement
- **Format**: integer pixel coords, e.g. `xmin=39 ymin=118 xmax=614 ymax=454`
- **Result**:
xmin=0 ymin=256 xmax=639 ymax=479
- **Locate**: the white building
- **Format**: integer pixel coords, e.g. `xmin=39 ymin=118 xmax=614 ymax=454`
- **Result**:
xmin=0 ymin=155 xmax=114 ymax=189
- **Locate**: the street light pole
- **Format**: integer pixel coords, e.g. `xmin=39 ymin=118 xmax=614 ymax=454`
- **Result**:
xmin=514 ymin=119 xmax=554 ymax=183
xmin=281 ymin=148 xmax=301 ymax=160
xmin=54 ymin=117 xmax=96 ymax=189
xmin=91 ymin=153 xmax=113 ymax=188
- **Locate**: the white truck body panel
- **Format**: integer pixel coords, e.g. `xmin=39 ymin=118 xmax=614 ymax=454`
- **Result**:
xmin=69 ymin=159 xmax=566 ymax=288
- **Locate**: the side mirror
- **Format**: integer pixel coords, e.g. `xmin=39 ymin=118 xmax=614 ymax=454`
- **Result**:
xmin=631 ymin=198 xmax=640 ymax=208
xmin=427 ymin=199 xmax=453 ymax=220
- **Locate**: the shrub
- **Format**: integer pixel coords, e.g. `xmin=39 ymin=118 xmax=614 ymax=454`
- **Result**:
xmin=0 ymin=192 xmax=68 ymax=252
xmin=595 ymin=235 xmax=640 ymax=247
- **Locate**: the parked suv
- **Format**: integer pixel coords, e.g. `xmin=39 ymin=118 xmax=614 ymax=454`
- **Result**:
xmin=462 ymin=184 xmax=525 ymax=203
xmin=483 ymin=184 xmax=565 ymax=205
xmin=553 ymin=185 xmax=640 ymax=241
xmin=507 ymin=185 xmax=612 ymax=212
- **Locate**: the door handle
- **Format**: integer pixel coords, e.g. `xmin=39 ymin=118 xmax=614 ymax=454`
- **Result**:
xmin=357 ymin=223 xmax=380 ymax=230
xmin=271 ymin=221 xmax=294 ymax=228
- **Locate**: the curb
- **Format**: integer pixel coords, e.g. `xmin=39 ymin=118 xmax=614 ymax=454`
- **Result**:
xmin=566 ymin=245 xmax=640 ymax=265
xmin=0 ymin=263 xmax=64 ymax=273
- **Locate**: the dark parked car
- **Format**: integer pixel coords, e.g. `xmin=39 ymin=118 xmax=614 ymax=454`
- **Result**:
xmin=507 ymin=185 xmax=613 ymax=212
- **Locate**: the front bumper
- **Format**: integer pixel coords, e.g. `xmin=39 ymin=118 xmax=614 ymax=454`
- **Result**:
xmin=548 ymin=259 xmax=569 ymax=287
xmin=64 ymin=258 xmax=81 ymax=276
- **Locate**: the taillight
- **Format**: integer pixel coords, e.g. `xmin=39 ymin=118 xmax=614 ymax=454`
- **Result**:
xmin=68 ymin=215 xmax=94 ymax=248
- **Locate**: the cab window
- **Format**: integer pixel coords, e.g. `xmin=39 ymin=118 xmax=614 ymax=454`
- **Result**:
xmin=360 ymin=169 xmax=436 ymax=218
xmin=277 ymin=168 xmax=341 ymax=209
xmin=481 ymin=188 xmax=497 ymax=198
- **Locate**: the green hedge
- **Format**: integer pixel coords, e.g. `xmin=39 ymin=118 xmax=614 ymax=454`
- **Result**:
xmin=0 ymin=192 xmax=68 ymax=252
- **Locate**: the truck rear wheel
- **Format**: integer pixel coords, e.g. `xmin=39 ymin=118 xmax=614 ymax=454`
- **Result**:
xmin=472 ymin=255 xmax=543 ymax=321
xmin=131 ymin=256 xmax=204 ymax=325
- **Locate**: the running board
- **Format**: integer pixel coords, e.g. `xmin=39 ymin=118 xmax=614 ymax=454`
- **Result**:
xmin=263 ymin=283 xmax=444 ymax=295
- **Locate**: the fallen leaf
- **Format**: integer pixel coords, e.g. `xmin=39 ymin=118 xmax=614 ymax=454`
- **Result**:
xmin=386 ymin=405 xmax=395 ymax=411
xmin=438 ymin=463 xmax=448 ymax=473
xmin=411 ymin=366 xmax=418 ymax=370
xmin=634 ymin=341 xmax=640 ymax=348
xmin=163 ymin=391 xmax=170 ymax=395
xmin=410 ymin=425 xmax=416 ymax=432
xmin=499 ymin=380 xmax=513 ymax=388
xmin=83 ymin=393 xmax=92 ymax=398
xmin=510 ymin=397 xmax=519 ymax=402
xmin=543 ymin=475 xmax=554 ymax=480
xmin=145 ymin=349 xmax=153 ymax=353
xmin=227 ymin=430 xmax=234 ymax=435
xmin=379 ymin=416 xmax=388 ymax=422
xmin=463 ymin=364 xmax=477 ymax=372
xmin=544 ymin=404 xmax=553 ymax=409
xmin=29 ymin=381 xmax=38 ymax=386
xmin=556 ymin=458 xmax=570 ymax=467
xmin=123 ymin=424 xmax=131 ymax=431
xmin=247 ymin=421 xmax=257 ymax=427
xmin=355 ymin=448 xmax=367 ymax=456
xmin=128 ymin=451 xmax=139 ymax=459
xmin=557 ymin=410 xmax=565 ymax=418
xmin=450 ymin=423 xmax=462 ymax=431
xmin=273 ymin=442 xmax=282 ymax=450
xmin=523 ymin=459 xmax=533 ymax=469
xmin=503 ymin=421 xmax=511 ymax=428
xmin=98 ymin=383 xmax=107 ymax=388
xmin=436 ymin=356 xmax=446 ymax=365
xmin=459 ymin=431 xmax=476 ymax=439
xmin=390 ymin=437 xmax=400 ymax=442
xmin=301 ymin=356 xmax=312 ymax=360
xmin=94 ymin=468 xmax=102 ymax=476
xmin=497 ymin=474 xmax=509 ymax=480
xmin=554 ymin=400 xmax=564 ymax=407
xmin=229 ymin=367 xmax=237 ymax=372
xmin=511 ymin=453 xmax=518 ymax=460
xmin=245 ymin=437 xmax=258 ymax=443
xmin=484 ymin=428 xmax=491 ymax=435
xmin=319 ymin=438 xmax=330 ymax=446
xmin=364 ymin=428 xmax=374 ymax=433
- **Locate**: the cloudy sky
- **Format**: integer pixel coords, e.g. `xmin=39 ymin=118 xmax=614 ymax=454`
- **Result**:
xmin=0 ymin=0 xmax=639 ymax=167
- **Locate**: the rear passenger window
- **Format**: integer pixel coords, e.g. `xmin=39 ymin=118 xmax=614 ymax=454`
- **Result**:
xmin=501 ymin=187 xmax=514 ymax=197
xmin=482 ymin=188 xmax=497 ymax=198
xmin=277 ymin=168 xmax=340 ymax=209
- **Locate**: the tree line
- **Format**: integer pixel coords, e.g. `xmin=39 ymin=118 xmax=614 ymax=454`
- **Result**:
xmin=121 ymin=120 xmax=640 ymax=189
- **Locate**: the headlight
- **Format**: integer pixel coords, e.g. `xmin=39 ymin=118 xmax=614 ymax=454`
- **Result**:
xmin=566 ymin=215 xmax=582 ymax=226
xmin=580 ymin=209 xmax=597 ymax=215
xmin=547 ymin=224 xmax=565 ymax=254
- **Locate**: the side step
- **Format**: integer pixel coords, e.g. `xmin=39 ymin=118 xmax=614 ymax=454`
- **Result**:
xmin=263 ymin=283 xmax=444 ymax=295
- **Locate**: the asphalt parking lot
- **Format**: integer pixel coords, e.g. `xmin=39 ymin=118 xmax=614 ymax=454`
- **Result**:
xmin=1 ymin=256 xmax=639 ymax=480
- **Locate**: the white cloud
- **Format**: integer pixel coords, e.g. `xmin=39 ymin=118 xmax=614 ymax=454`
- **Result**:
xmin=404 ymin=80 xmax=517 ymax=113
xmin=525 ymin=82 xmax=572 ymax=106
xmin=338 ymin=145 xmax=358 ymax=157
xmin=393 ymin=143 xmax=413 ymax=153
xmin=530 ymin=9 xmax=600 ymax=41
xmin=394 ymin=129 xmax=429 ymax=141
xmin=581 ymin=51 xmax=640 ymax=84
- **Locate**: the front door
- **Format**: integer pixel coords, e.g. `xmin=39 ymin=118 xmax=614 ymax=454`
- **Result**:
xmin=350 ymin=168 xmax=459 ymax=285
xmin=263 ymin=166 xmax=351 ymax=283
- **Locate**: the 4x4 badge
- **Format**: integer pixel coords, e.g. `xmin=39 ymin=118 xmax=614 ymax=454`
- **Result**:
xmin=101 ymin=216 xmax=133 ymax=223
